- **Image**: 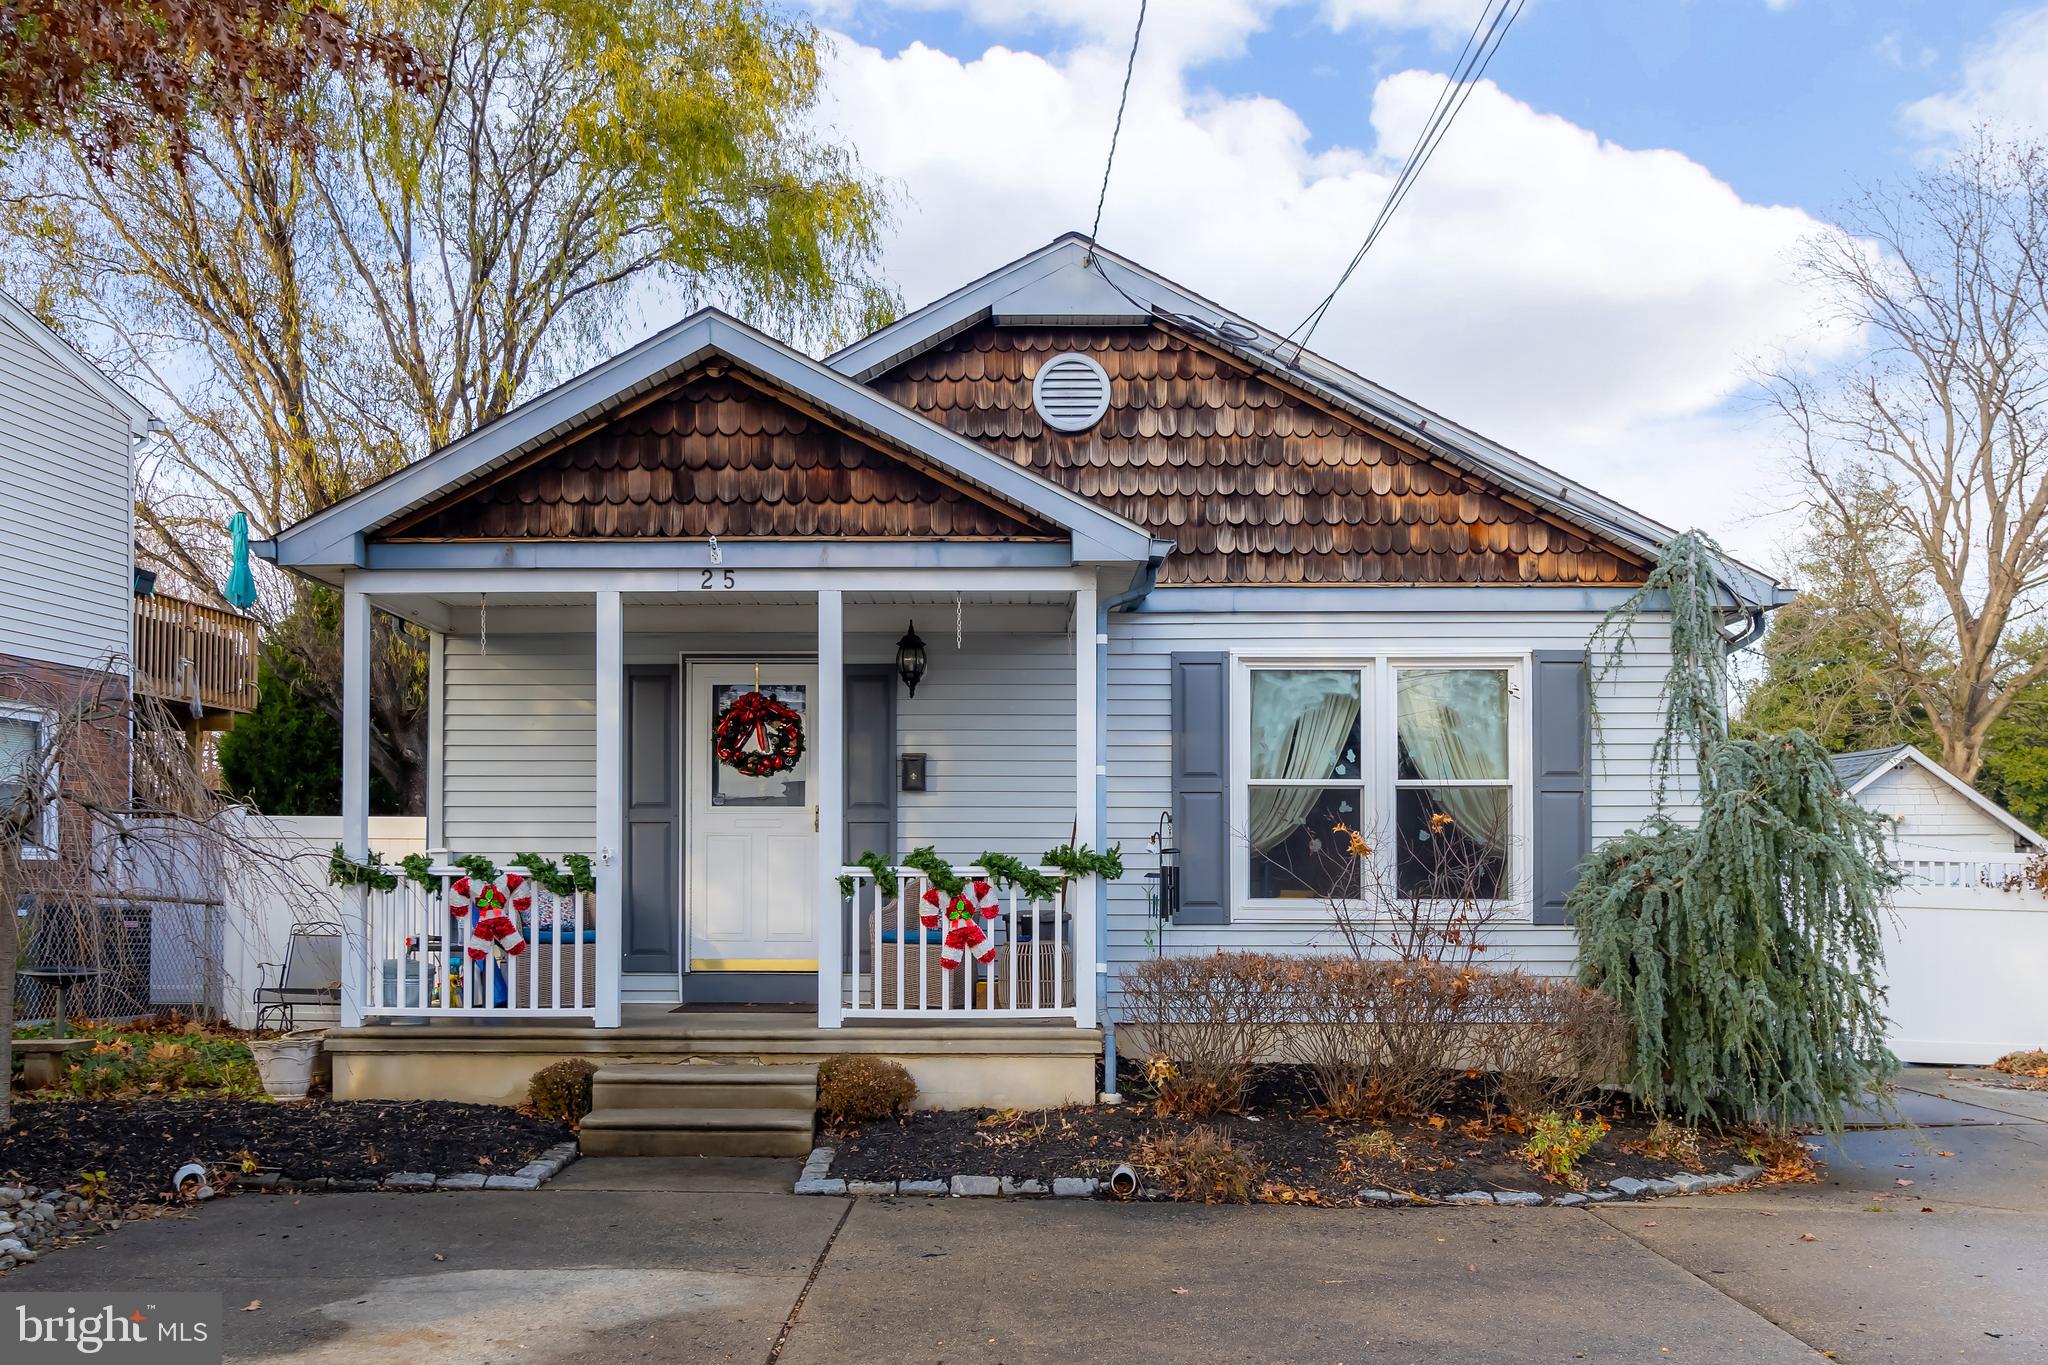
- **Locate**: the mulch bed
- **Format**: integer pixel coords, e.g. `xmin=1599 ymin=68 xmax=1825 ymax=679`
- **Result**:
xmin=830 ymin=1068 xmax=1751 ymax=1203
xmin=0 ymin=1099 xmax=572 ymax=1202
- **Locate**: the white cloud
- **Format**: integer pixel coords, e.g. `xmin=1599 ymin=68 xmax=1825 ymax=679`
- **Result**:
xmin=815 ymin=15 xmax=1851 ymax=564
xmin=1903 ymin=5 xmax=2048 ymax=143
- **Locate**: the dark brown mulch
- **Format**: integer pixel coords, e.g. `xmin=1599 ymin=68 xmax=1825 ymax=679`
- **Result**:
xmin=0 ymin=1100 xmax=572 ymax=1201
xmin=829 ymin=1068 xmax=1751 ymax=1203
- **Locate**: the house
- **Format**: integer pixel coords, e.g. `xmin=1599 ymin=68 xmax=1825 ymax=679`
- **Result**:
xmin=1831 ymin=746 xmax=2048 ymax=1065
xmin=1 ymin=292 xmax=259 ymax=1021
xmin=263 ymin=236 xmax=1790 ymax=1131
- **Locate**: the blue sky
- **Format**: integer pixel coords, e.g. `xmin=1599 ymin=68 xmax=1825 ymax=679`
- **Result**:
xmin=797 ymin=1 xmax=2043 ymax=566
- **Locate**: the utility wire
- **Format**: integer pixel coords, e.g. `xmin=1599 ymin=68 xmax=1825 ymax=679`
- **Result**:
xmin=1286 ymin=0 xmax=1528 ymax=363
xmin=1085 ymin=0 xmax=1148 ymax=262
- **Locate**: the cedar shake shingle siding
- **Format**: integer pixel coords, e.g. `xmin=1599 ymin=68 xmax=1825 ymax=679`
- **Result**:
xmin=383 ymin=371 xmax=1060 ymax=543
xmin=871 ymin=323 xmax=1650 ymax=586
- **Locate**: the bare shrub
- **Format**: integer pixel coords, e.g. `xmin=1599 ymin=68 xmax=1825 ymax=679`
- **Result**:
xmin=1471 ymin=971 xmax=1628 ymax=1119
xmin=1626 ymin=1117 xmax=1704 ymax=1170
xmin=1132 ymin=1126 xmax=1262 ymax=1203
xmin=1370 ymin=960 xmax=1484 ymax=1117
xmin=817 ymin=1054 xmax=917 ymax=1127
xmin=1122 ymin=952 xmax=1291 ymax=1117
xmin=1287 ymin=956 xmax=1386 ymax=1118
xmin=528 ymin=1058 xmax=598 ymax=1123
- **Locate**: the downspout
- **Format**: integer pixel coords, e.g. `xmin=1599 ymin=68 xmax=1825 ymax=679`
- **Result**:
xmin=1095 ymin=545 xmax=1167 ymax=1101
xmin=1723 ymin=607 xmax=1769 ymax=655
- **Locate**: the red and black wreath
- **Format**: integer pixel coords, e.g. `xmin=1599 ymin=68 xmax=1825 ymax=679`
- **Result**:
xmin=712 ymin=690 xmax=806 ymax=777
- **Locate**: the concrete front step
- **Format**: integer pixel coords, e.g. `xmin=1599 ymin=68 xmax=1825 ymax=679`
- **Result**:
xmin=578 ymin=1105 xmax=817 ymax=1158
xmin=592 ymin=1062 xmax=816 ymax=1112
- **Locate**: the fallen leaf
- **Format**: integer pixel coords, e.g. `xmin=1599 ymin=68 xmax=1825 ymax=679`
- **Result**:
xmin=1641 ymin=1221 xmax=1657 ymax=1228
xmin=1755 ymin=1210 xmax=1779 ymax=1217
xmin=1921 ymin=1207 xmax=1935 ymax=1213
xmin=241 ymin=1300 xmax=263 ymax=1313
xmin=1895 ymin=1178 xmax=1914 ymax=1187
xmin=432 ymin=1253 xmax=446 ymax=1262
xmin=1937 ymin=1151 xmax=1955 ymax=1158
xmin=1169 ymin=1288 xmax=1188 ymax=1295
xmin=1798 ymin=1233 xmax=1817 ymax=1242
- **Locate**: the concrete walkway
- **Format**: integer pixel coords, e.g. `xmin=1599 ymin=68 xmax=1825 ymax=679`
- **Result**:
xmin=8 ymin=1069 xmax=2045 ymax=1362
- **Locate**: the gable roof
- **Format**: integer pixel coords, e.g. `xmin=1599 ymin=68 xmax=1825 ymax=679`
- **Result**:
xmin=267 ymin=308 xmax=1155 ymax=571
xmin=829 ymin=235 xmax=1790 ymax=610
xmin=0 ymin=292 xmax=156 ymax=435
xmin=1833 ymin=744 xmax=2046 ymax=849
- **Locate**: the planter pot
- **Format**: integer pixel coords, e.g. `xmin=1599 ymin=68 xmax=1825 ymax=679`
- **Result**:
xmin=249 ymin=1032 xmax=325 ymax=1100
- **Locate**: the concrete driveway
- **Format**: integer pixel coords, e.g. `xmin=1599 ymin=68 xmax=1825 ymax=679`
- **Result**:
xmin=7 ymin=1067 xmax=2043 ymax=1363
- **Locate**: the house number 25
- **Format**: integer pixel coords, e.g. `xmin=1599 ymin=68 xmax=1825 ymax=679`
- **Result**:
xmin=701 ymin=569 xmax=736 ymax=589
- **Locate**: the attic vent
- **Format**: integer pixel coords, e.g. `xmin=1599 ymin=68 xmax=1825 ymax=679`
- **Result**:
xmin=1032 ymin=352 xmax=1111 ymax=432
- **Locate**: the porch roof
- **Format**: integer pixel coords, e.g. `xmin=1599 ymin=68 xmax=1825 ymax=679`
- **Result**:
xmin=264 ymin=309 xmax=1158 ymax=578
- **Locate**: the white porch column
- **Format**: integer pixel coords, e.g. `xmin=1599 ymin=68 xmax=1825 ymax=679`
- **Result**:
xmin=1073 ymin=579 xmax=1100 ymax=1029
xmin=815 ymin=589 xmax=846 ymax=1027
xmin=339 ymin=581 xmax=370 ymax=1029
xmin=593 ymin=590 xmax=624 ymax=1028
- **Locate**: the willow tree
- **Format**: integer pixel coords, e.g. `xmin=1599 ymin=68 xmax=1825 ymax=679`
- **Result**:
xmin=1570 ymin=531 xmax=1898 ymax=1133
xmin=0 ymin=0 xmax=896 ymax=806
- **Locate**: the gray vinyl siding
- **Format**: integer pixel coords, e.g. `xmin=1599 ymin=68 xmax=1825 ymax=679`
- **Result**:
xmin=1103 ymin=603 xmax=1682 ymax=1001
xmin=438 ymin=628 xmax=1075 ymax=864
xmin=0 ymin=315 xmax=134 ymax=670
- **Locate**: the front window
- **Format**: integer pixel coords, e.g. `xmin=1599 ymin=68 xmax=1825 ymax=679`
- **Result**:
xmin=1394 ymin=667 xmax=1511 ymax=900
xmin=1240 ymin=660 xmax=1519 ymax=908
xmin=1245 ymin=669 xmax=1362 ymax=900
xmin=0 ymin=706 xmax=57 ymax=858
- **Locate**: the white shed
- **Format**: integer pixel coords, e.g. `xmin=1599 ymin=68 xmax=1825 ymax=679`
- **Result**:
xmin=1833 ymin=744 xmax=2044 ymax=857
xmin=1834 ymin=745 xmax=2048 ymax=1065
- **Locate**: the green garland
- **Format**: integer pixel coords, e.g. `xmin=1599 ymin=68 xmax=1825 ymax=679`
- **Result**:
xmin=836 ymin=850 xmax=900 ymax=900
xmin=513 ymin=852 xmax=598 ymax=898
xmin=398 ymin=853 xmax=438 ymax=893
xmin=1042 ymin=842 xmax=1123 ymax=882
xmin=836 ymin=844 xmax=1124 ymax=901
xmin=1571 ymin=529 xmax=1899 ymax=1133
xmin=900 ymin=845 xmax=964 ymax=897
xmin=327 ymin=844 xmax=398 ymax=893
xmin=977 ymin=851 xmax=1060 ymax=901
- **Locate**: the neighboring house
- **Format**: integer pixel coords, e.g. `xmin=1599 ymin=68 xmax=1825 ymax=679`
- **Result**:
xmin=2 ymin=293 xmax=259 ymax=1020
xmin=1834 ymin=744 xmax=2044 ymax=857
xmin=1832 ymin=746 xmax=2048 ymax=1066
xmin=263 ymin=236 xmax=1792 ymax=1122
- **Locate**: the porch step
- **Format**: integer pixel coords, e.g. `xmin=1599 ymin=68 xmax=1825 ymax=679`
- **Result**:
xmin=578 ymin=1105 xmax=816 ymax=1158
xmin=592 ymin=1063 xmax=817 ymax=1112
xmin=580 ymin=1062 xmax=819 ymax=1158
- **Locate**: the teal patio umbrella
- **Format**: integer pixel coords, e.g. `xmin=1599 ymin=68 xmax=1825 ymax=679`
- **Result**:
xmin=223 ymin=512 xmax=257 ymax=610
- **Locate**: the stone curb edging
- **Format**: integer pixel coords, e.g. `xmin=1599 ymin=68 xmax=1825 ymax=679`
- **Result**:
xmin=241 ymin=1141 xmax=582 ymax=1195
xmin=792 ymin=1148 xmax=1765 ymax=1206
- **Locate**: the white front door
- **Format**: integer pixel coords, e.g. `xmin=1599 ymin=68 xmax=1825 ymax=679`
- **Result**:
xmin=685 ymin=662 xmax=819 ymax=972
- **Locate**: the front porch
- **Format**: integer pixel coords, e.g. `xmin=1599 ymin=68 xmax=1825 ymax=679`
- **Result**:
xmin=334 ymin=580 xmax=1107 ymax=1039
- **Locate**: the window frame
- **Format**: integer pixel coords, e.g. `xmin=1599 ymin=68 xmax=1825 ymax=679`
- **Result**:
xmin=0 ymin=701 xmax=59 ymax=860
xmin=1227 ymin=650 xmax=1531 ymax=925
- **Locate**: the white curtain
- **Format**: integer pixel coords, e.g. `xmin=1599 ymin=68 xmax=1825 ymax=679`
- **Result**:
xmin=1397 ymin=671 xmax=1507 ymax=844
xmin=1248 ymin=689 xmax=1361 ymax=853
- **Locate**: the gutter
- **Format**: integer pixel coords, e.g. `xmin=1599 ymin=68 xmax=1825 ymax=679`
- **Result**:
xmin=1103 ymin=541 xmax=1171 ymax=613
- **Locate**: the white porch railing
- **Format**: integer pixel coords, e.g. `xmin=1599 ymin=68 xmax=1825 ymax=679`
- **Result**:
xmin=835 ymin=866 xmax=1077 ymax=1021
xmin=357 ymin=862 xmax=597 ymax=1021
xmin=1895 ymin=853 xmax=2037 ymax=890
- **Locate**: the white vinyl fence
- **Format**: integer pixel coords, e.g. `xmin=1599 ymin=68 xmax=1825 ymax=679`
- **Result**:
xmin=1882 ymin=853 xmax=2048 ymax=1065
xmin=223 ymin=815 xmax=426 ymax=1029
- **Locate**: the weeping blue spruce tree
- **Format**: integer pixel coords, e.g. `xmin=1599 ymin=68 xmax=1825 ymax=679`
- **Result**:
xmin=1570 ymin=531 xmax=1898 ymax=1132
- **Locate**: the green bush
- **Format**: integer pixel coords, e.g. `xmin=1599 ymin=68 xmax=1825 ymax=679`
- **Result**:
xmin=528 ymin=1058 xmax=599 ymax=1123
xmin=1518 ymin=1110 xmax=1609 ymax=1188
xmin=817 ymin=1054 xmax=916 ymax=1126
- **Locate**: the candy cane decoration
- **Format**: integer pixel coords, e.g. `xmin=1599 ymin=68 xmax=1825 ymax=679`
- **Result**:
xmin=449 ymin=872 xmax=532 ymax=961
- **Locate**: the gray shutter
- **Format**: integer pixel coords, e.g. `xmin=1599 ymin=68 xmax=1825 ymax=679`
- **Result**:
xmin=1171 ymin=652 xmax=1230 ymax=924
xmin=1531 ymin=649 xmax=1591 ymax=926
xmin=622 ymin=665 xmax=679 ymax=972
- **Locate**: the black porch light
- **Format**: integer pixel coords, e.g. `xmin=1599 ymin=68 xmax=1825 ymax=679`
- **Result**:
xmin=895 ymin=621 xmax=928 ymax=698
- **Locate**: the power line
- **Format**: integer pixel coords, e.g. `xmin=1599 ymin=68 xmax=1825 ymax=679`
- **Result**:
xmin=1286 ymin=0 xmax=1528 ymax=363
xmin=1086 ymin=0 xmax=1148 ymax=262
